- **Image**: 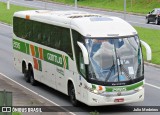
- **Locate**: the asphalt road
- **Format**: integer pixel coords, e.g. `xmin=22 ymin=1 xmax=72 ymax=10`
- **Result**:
xmin=0 ymin=23 xmax=160 ymax=115
xmin=0 ymin=0 xmax=160 ymax=115
xmin=1 ymin=0 xmax=160 ymax=30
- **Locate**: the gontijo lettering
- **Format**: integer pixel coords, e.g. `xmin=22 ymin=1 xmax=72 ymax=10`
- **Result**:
xmin=47 ymin=53 xmax=63 ymax=65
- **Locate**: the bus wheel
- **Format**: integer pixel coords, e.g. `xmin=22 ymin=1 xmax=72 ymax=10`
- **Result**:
xmin=69 ymin=83 xmax=79 ymax=106
xmin=29 ymin=68 xmax=37 ymax=86
xmin=24 ymin=70 xmax=30 ymax=83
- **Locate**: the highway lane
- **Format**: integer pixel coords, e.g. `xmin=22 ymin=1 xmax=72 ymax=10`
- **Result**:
xmin=1 ymin=0 xmax=160 ymax=30
xmin=0 ymin=23 xmax=160 ymax=115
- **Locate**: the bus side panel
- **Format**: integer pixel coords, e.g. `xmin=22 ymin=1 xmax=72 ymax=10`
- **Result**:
xmin=55 ymin=56 xmax=77 ymax=95
xmin=42 ymin=60 xmax=56 ymax=89
xmin=13 ymin=49 xmax=23 ymax=73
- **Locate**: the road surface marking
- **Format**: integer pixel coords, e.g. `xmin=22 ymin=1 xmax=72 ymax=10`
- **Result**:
xmin=0 ymin=73 xmax=76 ymax=115
xmin=0 ymin=22 xmax=13 ymax=28
xmin=145 ymin=82 xmax=160 ymax=90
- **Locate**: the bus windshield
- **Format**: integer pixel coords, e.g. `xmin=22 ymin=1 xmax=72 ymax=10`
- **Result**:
xmin=85 ymin=36 xmax=143 ymax=84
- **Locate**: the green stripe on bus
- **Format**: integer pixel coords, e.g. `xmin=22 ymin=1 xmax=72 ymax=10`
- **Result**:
xmin=13 ymin=39 xmax=26 ymax=53
xmin=34 ymin=46 xmax=39 ymax=58
xmin=92 ymin=84 xmax=96 ymax=90
xmin=65 ymin=56 xmax=69 ymax=69
xmin=13 ymin=39 xmax=69 ymax=70
xmin=38 ymin=60 xmax=42 ymax=71
xmin=105 ymin=81 xmax=143 ymax=92
xmin=43 ymin=49 xmax=69 ymax=70
xmin=25 ymin=43 xmax=30 ymax=55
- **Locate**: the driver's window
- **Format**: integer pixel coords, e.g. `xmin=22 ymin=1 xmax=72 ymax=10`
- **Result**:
xmin=79 ymin=53 xmax=86 ymax=77
xmin=72 ymin=30 xmax=86 ymax=78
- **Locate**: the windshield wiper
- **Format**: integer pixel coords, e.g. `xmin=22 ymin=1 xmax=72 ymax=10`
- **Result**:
xmin=118 ymin=57 xmax=132 ymax=81
xmin=105 ymin=57 xmax=115 ymax=81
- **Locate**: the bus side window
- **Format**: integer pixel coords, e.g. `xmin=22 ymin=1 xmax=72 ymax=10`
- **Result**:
xmin=79 ymin=52 xmax=86 ymax=77
xmin=32 ymin=21 xmax=42 ymax=43
xmin=19 ymin=18 xmax=25 ymax=39
xmin=72 ymin=30 xmax=86 ymax=78
xmin=25 ymin=20 xmax=33 ymax=40
xmin=54 ymin=27 xmax=61 ymax=49
xmin=42 ymin=23 xmax=51 ymax=46
xmin=13 ymin=17 xmax=19 ymax=37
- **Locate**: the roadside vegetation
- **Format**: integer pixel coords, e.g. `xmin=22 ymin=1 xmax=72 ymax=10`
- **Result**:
xmin=12 ymin=112 xmax=22 ymax=115
xmin=0 ymin=1 xmax=160 ymax=65
xmin=51 ymin=0 xmax=160 ymax=14
xmin=135 ymin=27 xmax=160 ymax=64
xmin=0 ymin=2 xmax=34 ymax=24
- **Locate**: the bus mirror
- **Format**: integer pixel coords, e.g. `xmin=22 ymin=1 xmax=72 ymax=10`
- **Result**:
xmin=140 ymin=40 xmax=152 ymax=61
xmin=77 ymin=42 xmax=89 ymax=65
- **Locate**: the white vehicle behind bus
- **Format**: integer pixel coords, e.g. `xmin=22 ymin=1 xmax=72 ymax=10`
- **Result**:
xmin=13 ymin=10 xmax=145 ymax=106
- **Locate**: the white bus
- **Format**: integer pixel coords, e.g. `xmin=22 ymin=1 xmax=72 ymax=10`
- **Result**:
xmin=13 ymin=10 xmax=144 ymax=106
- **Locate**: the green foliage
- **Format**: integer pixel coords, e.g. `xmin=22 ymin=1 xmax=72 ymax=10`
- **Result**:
xmin=51 ymin=0 xmax=160 ymax=14
xmin=12 ymin=112 xmax=22 ymax=115
xmin=135 ymin=26 xmax=160 ymax=64
xmin=90 ymin=110 xmax=99 ymax=115
xmin=0 ymin=2 xmax=34 ymax=24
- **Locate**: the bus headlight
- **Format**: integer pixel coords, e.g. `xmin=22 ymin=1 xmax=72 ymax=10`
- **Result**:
xmin=92 ymin=89 xmax=104 ymax=94
xmin=134 ymin=85 xmax=144 ymax=92
xmin=93 ymin=89 xmax=98 ymax=94
xmin=84 ymin=85 xmax=104 ymax=94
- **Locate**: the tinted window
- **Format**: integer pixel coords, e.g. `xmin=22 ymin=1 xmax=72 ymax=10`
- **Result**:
xmin=13 ymin=17 xmax=73 ymax=59
xmin=72 ymin=30 xmax=86 ymax=77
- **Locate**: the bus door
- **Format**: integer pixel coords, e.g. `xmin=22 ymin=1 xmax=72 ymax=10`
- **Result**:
xmin=45 ymin=62 xmax=56 ymax=89
xmin=41 ymin=51 xmax=56 ymax=89
xmin=76 ymin=52 xmax=87 ymax=101
xmin=56 ymin=65 xmax=66 ymax=92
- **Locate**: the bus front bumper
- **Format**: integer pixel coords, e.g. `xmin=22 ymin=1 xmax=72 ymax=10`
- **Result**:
xmin=86 ymin=88 xmax=144 ymax=106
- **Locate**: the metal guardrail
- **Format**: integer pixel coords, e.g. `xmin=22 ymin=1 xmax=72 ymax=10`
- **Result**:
xmin=140 ymin=40 xmax=152 ymax=61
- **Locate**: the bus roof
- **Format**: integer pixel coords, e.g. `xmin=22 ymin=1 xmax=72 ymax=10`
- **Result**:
xmin=14 ymin=10 xmax=137 ymax=37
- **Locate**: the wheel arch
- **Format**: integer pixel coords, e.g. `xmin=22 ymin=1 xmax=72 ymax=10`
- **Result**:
xmin=22 ymin=60 xmax=27 ymax=73
xmin=67 ymin=78 xmax=76 ymax=96
xmin=28 ymin=62 xmax=33 ymax=72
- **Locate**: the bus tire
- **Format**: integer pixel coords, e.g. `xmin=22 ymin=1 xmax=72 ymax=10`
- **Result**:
xmin=69 ymin=83 xmax=79 ymax=106
xmin=24 ymin=70 xmax=30 ymax=83
xmin=22 ymin=61 xmax=26 ymax=74
xmin=29 ymin=68 xmax=37 ymax=86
